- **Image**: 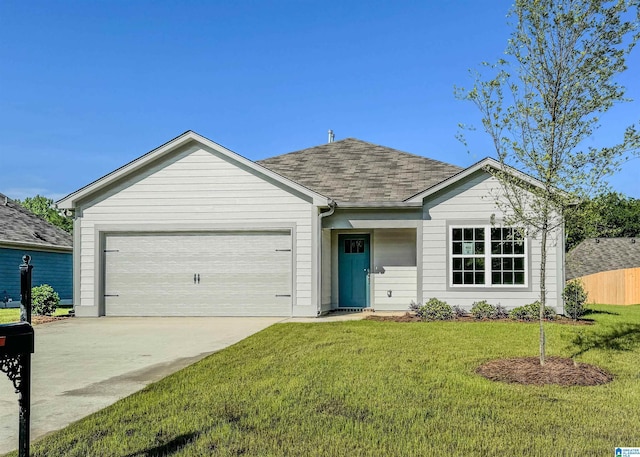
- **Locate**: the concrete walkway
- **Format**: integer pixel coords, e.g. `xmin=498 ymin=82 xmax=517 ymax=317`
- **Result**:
xmin=0 ymin=317 xmax=283 ymax=454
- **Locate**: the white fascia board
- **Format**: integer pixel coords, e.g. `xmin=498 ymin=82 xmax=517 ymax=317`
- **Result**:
xmin=57 ymin=131 xmax=330 ymax=209
xmin=405 ymin=157 xmax=548 ymax=203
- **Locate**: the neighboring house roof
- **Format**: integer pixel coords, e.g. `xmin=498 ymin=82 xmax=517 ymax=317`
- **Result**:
xmin=0 ymin=193 xmax=72 ymax=251
xmin=257 ymin=138 xmax=462 ymax=202
xmin=566 ymin=237 xmax=640 ymax=280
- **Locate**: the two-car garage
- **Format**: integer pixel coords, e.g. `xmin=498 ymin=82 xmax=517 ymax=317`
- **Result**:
xmin=102 ymin=230 xmax=293 ymax=317
xmin=59 ymin=132 xmax=322 ymax=318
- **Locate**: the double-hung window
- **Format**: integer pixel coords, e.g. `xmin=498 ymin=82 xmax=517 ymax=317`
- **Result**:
xmin=451 ymin=226 xmax=526 ymax=287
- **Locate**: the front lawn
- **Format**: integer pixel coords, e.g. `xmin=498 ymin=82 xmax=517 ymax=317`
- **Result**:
xmin=0 ymin=307 xmax=71 ymax=324
xmin=8 ymin=305 xmax=640 ymax=456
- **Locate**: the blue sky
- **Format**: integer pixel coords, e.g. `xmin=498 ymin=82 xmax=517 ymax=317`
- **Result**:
xmin=1 ymin=0 xmax=638 ymax=202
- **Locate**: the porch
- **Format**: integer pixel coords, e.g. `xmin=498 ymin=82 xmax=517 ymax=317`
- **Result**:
xmin=321 ymin=227 xmax=418 ymax=313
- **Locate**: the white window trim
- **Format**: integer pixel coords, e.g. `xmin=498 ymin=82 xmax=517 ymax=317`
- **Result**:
xmin=449 ymin=225 xmax=528 ymax=288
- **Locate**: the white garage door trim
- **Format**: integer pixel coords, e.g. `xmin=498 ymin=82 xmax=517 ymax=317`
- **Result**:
xmin=100 ymin=229 xmax=294 ymax=317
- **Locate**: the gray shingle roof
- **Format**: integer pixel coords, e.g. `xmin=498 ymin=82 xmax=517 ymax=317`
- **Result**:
xmin=0 ymin=193 xmax=72 ymax=249
xmin=257 ymin=138 xmax=462 ymax=202
xmin=566 ymin=237 xmax=640 ymax=279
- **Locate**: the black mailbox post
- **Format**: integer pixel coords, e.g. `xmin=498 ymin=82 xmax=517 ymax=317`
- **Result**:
xmin=0 ymin=255 xmax=34 ymax=457
xmin=0 ymin=322 xmax=34 ymax=457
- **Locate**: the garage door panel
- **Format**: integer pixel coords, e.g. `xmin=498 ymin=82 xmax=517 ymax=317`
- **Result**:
xmin=104 ymin=231 xmax=292 ymax=316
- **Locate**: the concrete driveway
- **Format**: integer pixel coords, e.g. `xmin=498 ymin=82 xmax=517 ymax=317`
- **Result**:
xmin=0 ymin=317 xmax=283 ymax=454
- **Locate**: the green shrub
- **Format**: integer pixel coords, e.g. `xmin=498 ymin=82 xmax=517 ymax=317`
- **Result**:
xmin=471 ymin=300 xmax=497 ymax=319
xmin=509 ymin=301 xmax=555 ymax=321
xmin=562 ymin=280 xmax=588 ymax=320
xmin=412 ymin=298 xmax=453 ymax=321
xmin=32 ymin=284 xmax=60 ymax=316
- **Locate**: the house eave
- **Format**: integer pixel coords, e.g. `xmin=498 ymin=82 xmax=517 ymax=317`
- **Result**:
xmin=0 ymin=240 xmax=73 ymax=253
xmin=334 ymin=201 xmax=423 ymax=209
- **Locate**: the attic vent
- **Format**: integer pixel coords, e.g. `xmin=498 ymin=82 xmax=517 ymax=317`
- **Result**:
xmin=33 ymin=232 xmax=47 ymax=242
xmin=328 ymin=129 xmax=335 ymax=143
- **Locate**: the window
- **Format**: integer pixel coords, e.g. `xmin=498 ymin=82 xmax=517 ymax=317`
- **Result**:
xmin=490 ymin=228 xmax=526 ymax=285
xmin=451 ymin=228 xmax=485 ymax=285
xmin=344 ymin=239 xmax=365 ymax=254
xmin=450 ymin=226 xmax=526 ymax=287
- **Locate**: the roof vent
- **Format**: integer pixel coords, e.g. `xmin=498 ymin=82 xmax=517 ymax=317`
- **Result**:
xmin=328 ymin=129 xmax=335 ymax=143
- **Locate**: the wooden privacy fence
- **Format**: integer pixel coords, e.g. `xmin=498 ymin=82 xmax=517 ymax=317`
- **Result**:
xmin=576 ymin=267 xmax=640 ymax=306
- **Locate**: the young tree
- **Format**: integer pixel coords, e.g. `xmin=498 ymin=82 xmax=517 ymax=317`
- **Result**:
xmin=17 ymin=195 xmax=73 ymax=233
xmin=457 ymin=0 xmax=640 ymax=365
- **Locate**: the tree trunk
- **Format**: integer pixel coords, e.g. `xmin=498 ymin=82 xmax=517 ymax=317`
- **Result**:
xmin=539 ymin=225 xmax=548 ymax=366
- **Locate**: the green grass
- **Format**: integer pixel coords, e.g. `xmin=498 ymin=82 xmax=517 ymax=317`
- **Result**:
xmin=8 ymin=305 xmax=640 ymax=456
xmin=0 ymin=306 xmax=72 ymax=324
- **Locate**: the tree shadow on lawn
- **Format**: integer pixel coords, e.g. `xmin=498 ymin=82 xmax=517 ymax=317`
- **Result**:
xmin=570 ymin=323 xmax=640 ymax=358
xmin=583 ymin=308 xmax=620 ymax=316
xmin=122 ymin=431 xmax=202 ymax=457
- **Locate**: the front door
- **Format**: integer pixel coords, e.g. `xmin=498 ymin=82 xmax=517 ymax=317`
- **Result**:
xmin=338 ymin=234 xmax=370 ymax=308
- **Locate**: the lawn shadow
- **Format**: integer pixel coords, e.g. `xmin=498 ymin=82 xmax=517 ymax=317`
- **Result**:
xmin=122 ymin=431 xmax=201 ymax=457
xmin=570 ymin=324 xmax=640 ymax=358
xmin=583 ymin=308 xmax=620 ymax=316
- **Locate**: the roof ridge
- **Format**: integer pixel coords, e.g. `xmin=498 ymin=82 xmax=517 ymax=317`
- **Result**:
xmin=258 ymin=137 xmax=461 ymax=170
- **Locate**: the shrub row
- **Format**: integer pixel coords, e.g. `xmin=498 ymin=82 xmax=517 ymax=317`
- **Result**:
xmin=409 ymin=281 xmax=588 ymax=322
xmin=410 ymin=299 xmax=553 ymax=321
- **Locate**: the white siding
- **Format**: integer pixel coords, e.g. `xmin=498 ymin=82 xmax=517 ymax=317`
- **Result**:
xmin=421 ymin=171 xmax=562 ymax=310
xmin=373 ymin=229 xmax=416 ymax=269
xmin=373 ymin=267 xmax=417 ymax=310
xmin=75 ymin=144 xmax=316 ymax=317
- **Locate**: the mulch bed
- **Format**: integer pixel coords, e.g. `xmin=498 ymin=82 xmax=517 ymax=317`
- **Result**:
xmin=31 ymin=315 xmax=71 ymax=325
xmin=364 ymin=312 xmax=593 ymax=325
xmin=476 ymin=356 xmax=613 ymax=386
xmin=365 ymin=313 xmax=423 ymax=322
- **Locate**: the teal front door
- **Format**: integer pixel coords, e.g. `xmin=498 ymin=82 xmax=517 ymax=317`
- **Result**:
xmin=338 ymin=234 xmax=370 ymax=308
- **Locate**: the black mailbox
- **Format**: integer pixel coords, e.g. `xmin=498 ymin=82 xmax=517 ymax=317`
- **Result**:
xmin=0 ymin=322 xmax=34 ymax=356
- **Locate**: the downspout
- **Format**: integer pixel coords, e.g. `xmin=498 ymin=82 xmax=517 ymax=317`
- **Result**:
xmin=317 ymin=199 xmax=336 ymax=315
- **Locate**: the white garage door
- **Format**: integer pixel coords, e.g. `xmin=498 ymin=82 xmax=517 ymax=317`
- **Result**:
xmin=103 ymin=231 xmax=292 ymax=316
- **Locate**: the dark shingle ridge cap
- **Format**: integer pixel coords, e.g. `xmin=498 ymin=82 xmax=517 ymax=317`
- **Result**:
xmin=566 ymin=237 xmax=640 ymax=279
xmin=0 ymin=192 xmax=73 ymax=248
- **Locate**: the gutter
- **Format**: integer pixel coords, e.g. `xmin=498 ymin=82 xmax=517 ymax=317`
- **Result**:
xmin=317 ymin=199 xmax=336 ymax=316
